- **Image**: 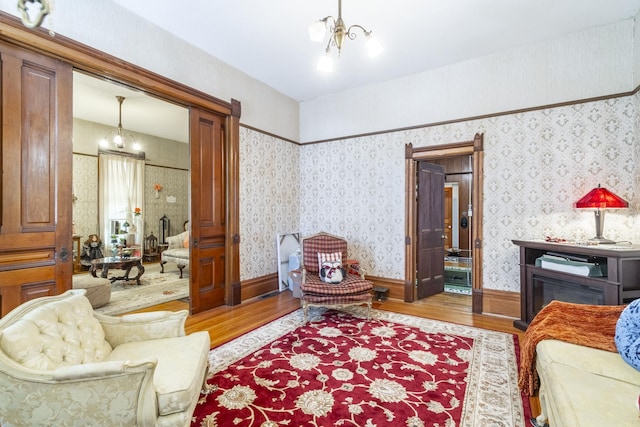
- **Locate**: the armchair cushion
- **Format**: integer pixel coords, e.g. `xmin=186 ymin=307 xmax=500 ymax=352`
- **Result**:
xmin=108 ymin=331 xmax=209 ymax=416
xmin=302 ymin=274 xmax=373 ymax=301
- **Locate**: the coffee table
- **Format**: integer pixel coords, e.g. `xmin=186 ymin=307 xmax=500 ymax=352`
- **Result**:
xmin=90 ymin=256 xmax=145 ymax=285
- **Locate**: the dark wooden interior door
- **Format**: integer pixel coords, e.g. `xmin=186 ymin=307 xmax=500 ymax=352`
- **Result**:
xmin=416 ymin=161 xmax=445 ymax=299
xmin=189 ymin=107 xmax=226 ymax=314
xmin=0 ymin=41 xmax=73 ymax=316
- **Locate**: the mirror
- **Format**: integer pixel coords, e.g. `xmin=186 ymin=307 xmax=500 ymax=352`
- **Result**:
xmin=72 ymin=71 xmax=190 ymax=266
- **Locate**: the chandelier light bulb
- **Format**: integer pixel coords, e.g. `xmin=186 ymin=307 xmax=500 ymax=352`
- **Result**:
xmin=308 ymin=20 xmax=326 ymax=42
xmin=317 ymin=50 xmax=334 ymax=72
xmin=113 ymin=133 xmax=123 ymax=147
xmin=366 ymin=35 xmax=383 ymax=58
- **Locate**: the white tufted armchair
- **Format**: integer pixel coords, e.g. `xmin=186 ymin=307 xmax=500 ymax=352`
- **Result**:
xmin=0 ymin=289 xmax=210 ymax=427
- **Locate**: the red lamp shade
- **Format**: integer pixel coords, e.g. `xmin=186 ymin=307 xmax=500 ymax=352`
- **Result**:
xmin=574 ymin=184 xmax=628 ymax=244
xmin=574 ymin=185 xmax=628 ymax=209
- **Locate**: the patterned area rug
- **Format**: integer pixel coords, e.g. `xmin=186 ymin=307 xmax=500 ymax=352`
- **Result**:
xmin=94 ymin=263 xmax=188 ymax=315
xmin=192 ymin=307 xmax=530 ymax=426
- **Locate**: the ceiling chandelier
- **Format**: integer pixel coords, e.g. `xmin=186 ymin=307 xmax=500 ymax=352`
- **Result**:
xmin=308 ymin=0 xmax=383 ymax=72
xmin=100 ymin=96 xmax=140 ymax=151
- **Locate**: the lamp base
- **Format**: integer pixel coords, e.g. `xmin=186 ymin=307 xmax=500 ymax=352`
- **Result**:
xmin=588 ymin=236 xmax=617 ymax=245
xmin=590 ymin=210 xmax=617 ymax=244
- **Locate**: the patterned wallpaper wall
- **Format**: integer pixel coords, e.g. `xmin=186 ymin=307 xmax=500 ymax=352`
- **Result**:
xmin=72 ymin=155 xmax=188 ymax=246
xmin=240 ymin=92 xmax=639 ymax=294
xmin=239 ymin=127 xmax=300 ymax=279
xmin=72 ymin=154 xmax=99 ymax=239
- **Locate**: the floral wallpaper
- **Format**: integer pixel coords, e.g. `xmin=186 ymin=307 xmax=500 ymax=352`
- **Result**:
xmin=72 ymin=154 xmax=99 ymax=238
xmin=240 ymin=92 xmax=639 ymax=294
xmin=143 ymin=165 xmax=189 ymax=240
xmin=239 ymin=127 xmax=300 ymax=279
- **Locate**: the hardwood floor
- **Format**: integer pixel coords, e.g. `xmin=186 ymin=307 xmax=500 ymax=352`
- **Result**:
xmin=129 ymin=290 xmax=539 ymax=418
xmin=129 ymin=290 xmax=523 ymax=346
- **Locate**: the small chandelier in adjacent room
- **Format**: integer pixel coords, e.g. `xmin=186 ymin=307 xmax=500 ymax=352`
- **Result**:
xmin=308 ymin=0 xmax=383 ymax=72
xmin=100 ymin=96 xmax=140 ymax=151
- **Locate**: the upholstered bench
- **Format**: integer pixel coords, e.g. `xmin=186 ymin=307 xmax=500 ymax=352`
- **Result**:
xmin=72 ymin=274 xmax=111 ymax=308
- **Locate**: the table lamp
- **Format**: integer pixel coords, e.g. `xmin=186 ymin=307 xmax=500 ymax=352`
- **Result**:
xmin=574 ymin=184 xmax=628 ymax=244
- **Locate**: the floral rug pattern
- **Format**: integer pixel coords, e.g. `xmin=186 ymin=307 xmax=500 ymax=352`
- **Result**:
xmin=192 ymin=307 xmax=528 ymax=426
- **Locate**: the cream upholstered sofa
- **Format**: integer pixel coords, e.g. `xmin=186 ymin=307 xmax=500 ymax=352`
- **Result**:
xmin=160 ymin=230 xmax=189 ymax=278
xmin=0 ymin=289 xmax=210 ymax=427
xmin=534 ymin=340 xmax=640 ymax=426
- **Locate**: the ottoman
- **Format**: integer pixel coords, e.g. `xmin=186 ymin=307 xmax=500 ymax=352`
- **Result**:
xmin=72 ymin=274 xmax=112 ymax=308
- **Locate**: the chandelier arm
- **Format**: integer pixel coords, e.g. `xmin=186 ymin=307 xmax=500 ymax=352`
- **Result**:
xmin=346 ymin=24 xmax=371 ymax=40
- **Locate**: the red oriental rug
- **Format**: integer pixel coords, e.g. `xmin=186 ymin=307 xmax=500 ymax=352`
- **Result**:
xmin=192 ymin=308 xmax=530 ymax=427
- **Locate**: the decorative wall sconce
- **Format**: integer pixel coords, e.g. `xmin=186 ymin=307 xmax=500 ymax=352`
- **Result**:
xmin=154 ymin=183 xmax=163 ymax=199
xmin=17 ymin=0 xmax=50 ymax=29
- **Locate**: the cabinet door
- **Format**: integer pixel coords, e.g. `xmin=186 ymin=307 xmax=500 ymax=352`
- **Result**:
xmin=0 ymin=41 xmax=73 ymax=316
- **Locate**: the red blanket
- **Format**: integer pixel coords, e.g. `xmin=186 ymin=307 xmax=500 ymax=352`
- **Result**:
xmin=517 ymin=300 xmax=623 ymax=396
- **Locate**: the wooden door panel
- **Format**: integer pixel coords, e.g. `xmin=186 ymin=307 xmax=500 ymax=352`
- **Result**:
xmin=416 ymin=162 xmax=445 ymax=299
xmin=0 ymin=41 xmax=72 ymax=317
xmin=190 ymin=107 xmax=226 ymax=313
xmin=191 ymin=240 xmax=226 ymax=311
xmin=0 ymin=266 xmax=56 ymax=315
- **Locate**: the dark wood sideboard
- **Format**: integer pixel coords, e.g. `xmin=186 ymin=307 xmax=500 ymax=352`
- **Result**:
xmin=512 ymin=239 xmax=640 ymax=330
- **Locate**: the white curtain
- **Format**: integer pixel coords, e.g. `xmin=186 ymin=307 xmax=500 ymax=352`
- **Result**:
xmin=98 ymin=153 xmax=145 ymax=250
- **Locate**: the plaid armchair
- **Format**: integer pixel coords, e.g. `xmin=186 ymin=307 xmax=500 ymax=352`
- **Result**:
xmin=300 ymin=232 xmax=373 ymax=323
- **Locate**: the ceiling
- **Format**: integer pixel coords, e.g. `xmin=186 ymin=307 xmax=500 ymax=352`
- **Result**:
xmin=75 ymin=0 xmax=640 ymax=143
xmin=73 ymin=72 xmax=190 ymax=144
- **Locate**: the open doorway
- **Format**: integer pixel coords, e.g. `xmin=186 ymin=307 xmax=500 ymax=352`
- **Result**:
xmin=71 ymin=71 xmax=191 ymax=310
xmin=404 ymin=134 xmax=484 ymax=313
xmin=432 ymin=157 xmax=473 ymax=297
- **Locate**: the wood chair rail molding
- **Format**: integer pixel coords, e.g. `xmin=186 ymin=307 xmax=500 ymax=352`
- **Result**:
xmin=0 ymin=11 xmax=237 ymax=117
xmin=404 ymin=133 xmax=484 ymax=313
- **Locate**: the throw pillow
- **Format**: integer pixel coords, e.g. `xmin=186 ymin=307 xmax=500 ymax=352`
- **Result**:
xmin=183 ymin=234 xmax=189 ymax=248
xmin=317 ymin=252 xmax=343 ymax=283
xmin=320 ymin=260 xmax=344 ymax=283
xmin=615 ymin=298 xmax=640 ymax=371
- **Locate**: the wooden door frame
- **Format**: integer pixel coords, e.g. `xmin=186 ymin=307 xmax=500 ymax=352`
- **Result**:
xmin=0 ymin=12 xmax=242 ymax=306
xmin=404 ymin=133 xmax=484 ymax=313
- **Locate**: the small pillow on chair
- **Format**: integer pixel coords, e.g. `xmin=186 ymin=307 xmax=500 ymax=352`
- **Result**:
xmin=615 ymin=298 xmax=640 ymax=371
xmin=318 ymin=252 xmax=344 ymax=283
xmin=183 ymin=234 xmax=189 ymax=248
xmin=320 ymin=260 xmax=344 ymax=283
